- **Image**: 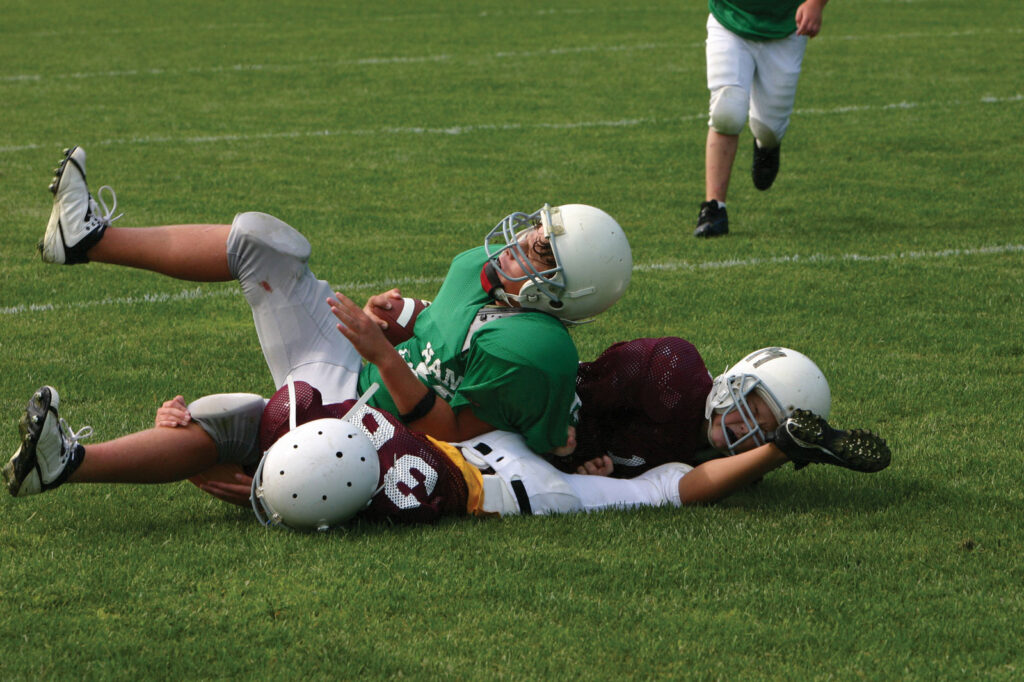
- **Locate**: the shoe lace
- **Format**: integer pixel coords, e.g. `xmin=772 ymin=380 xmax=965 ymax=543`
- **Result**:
xmin=58 ymin=418 xmax=93 ymax=460
xmin=93 ymin=185 xmax=123 ymax=226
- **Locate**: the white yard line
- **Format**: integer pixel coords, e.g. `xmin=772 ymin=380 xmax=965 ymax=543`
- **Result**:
xmin=1 ymin=94 xmax=1020 ymax=155
xmin=4 ymin=243 xmax=1021 ymax=317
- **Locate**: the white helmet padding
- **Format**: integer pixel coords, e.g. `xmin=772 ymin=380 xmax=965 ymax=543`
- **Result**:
xmin=251 ymin=418 xmax=380 ymax=531
xmin=483 ymin=203 xmax=632 ymax=323
xmin=704 ymin=347 xmax=831 ymax=455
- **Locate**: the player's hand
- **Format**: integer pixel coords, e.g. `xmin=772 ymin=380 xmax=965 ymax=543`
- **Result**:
xmin=549 ymin=425 xmax=578 ymax=457
xmin=155 ymin=395 xmax=191 ymax=428
xmin=795 ymin=1 xmax=824 ymax=37
xmin=576 ymin=455 xmax=614 ymax=477
xmin=188 ymin=464 xmax=254 ymax=507
xmin=328 ymin=291 xmax=395 ymax=365
xmin=363 ymin=288 xmax=404 ymax=331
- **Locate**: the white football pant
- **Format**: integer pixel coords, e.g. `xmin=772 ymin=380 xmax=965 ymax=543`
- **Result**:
xmin=226 ymin=212 xmax=361 ymax=404
xmin=705 ymin=13 xmax=808 ymax=147
xmin=460 ymin=430 xmax=692 ymax=517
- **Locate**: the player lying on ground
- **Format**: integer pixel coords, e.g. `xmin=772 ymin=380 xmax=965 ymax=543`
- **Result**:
xmin=3 ymin=377 xmax=888 ymax=530
xmin=567 ymin=338 xmax=838 ymax=476
xmin=38 ymin=146 xmax=632 ymax=455
xmin=314 ymin=292 xmax=874 ymax=481
xmin=326 ymin=301 xmax=862 ymax=481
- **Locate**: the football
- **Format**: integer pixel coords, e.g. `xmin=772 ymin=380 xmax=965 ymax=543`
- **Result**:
xmin=372 ymin=297 xmax=431 ymax=345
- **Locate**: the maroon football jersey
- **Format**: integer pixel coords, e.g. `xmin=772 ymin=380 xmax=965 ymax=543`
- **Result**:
xmin=571 ymin=337 xmax=714 ymax=476
xmin=260 ymin=381 xmax=470 ymax=524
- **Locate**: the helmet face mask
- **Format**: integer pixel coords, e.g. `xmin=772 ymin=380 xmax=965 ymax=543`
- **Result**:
xmin=484 ymin=204 xmax=566 ymax=307
xmin=705 ymin=347 xmax=831 ymax=455
xmin=484 ymin=203 xmax=631 ymax=323
xmin=706 ymin=375 xmax=783 ymax=453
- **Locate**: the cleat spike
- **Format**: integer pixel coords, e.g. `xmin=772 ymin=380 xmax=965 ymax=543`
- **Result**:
xmin=771 ymin=409 xmax=891 ymax=473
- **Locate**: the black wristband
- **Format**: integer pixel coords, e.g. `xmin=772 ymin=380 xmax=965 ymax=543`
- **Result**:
xmin=400 ymin=389 xmax=437 ymax=423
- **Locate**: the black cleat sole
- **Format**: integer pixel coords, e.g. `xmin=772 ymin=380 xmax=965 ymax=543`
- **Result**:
xmin=829 ymin=430 xmax=891 ymax=473
xmin=48 ymin=146 xmax=80 ymax=195
xmin=783 ymin=410 xmax=891 ymax=473
xmin=7 ymin=388 xmax=53 ymax=495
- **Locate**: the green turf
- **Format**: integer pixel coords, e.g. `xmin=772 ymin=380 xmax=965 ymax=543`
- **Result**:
xmin=2 ymin=0 xmax=1022 ymax=679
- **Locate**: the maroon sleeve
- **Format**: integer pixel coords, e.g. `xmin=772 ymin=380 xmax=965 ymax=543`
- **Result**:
xmin=260 ymin=382 xmax=469 ymax=524
xmin=572 ymin=337 xmax=713 ymax=475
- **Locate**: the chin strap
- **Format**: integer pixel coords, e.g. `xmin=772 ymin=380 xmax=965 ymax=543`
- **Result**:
xmin=479 ymin=261 xmax=505 ymax=299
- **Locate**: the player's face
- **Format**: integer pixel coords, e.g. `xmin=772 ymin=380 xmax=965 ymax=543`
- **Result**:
xmin=497 ymin=226 xmax=556 ymax=296
xmin=707 ymin=392 xmax=779 ymax=454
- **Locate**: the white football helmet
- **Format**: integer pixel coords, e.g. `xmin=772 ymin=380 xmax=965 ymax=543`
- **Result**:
xmin=704 ymin=347 xmax=831 ymax=454
xmin=251 ymin=418 xmax=380 ymax=531
xmin=483 ymin=203 xmax=632 ymax=323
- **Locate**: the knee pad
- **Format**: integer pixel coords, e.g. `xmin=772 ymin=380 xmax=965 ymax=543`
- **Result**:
xmin=230 ymin=212 xmax=312 ymax=262
xmin=708 ymin=85 xmax=749 ymax=135
xmin=189 ymin=393 xmax=267 ymax=466
xmin=749 ymin=117 xmax=780 ymax=149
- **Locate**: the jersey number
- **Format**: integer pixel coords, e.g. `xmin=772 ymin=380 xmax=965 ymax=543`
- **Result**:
xmin=383 ymin=455 xmax=439 ymax=510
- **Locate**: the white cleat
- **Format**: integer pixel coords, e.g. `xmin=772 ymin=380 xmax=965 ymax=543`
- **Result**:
xmin=40 ymin=146 xmax=120 ymax=264
xmin=3 ymin=386 xmax=92 ymax=497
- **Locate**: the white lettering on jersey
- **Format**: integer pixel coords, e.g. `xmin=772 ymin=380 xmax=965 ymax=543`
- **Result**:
xmin=383 ymin=455 xmax=439 ymax=510
xmin=349 ymin=405 xmax=396 ymax=451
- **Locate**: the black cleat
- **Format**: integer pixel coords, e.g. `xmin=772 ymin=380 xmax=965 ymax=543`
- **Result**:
xmin=770 ymin=409 xmax=891 ymax=473
xmin=694 ymin=200 xmax=729 ymax=238
xmin=752 ymin=140 xmax=780 ymax=191
xmin=3 ymin=386 xmax=91 ymax=497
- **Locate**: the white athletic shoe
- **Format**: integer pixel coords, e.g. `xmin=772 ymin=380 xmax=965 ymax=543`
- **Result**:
xmin=40 ymin=146 xmax=120 ymax=264
xmin=3 ymin=386 xmax=92 ymax=497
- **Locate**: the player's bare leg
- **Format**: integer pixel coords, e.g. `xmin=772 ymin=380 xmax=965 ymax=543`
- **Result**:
xmin=5 ymin=386 xmax=218 ymax=497
xmin=40 ymin=146 xmax=232 ymax=281
xmin=68 ymin=425 xmax=219 ymax=485
xmin=705 ymin=128 xmax=738 ymax=202
xmin=87 ymin=225 xmax=232 ymax=281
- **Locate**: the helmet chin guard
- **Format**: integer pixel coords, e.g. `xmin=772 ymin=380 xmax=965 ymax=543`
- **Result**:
xmin=705 ymin=347 xmax=831 ymax=455
xmin=483 ymin=203 xmax=631 ymax=323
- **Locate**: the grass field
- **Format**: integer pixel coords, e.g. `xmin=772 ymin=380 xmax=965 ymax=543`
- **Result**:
xmin=2 ymin=0 xmax=1022 ymax=679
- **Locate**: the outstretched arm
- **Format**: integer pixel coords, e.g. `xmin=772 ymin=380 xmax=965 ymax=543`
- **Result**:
xmin=678 ymin=444 xmax=788 ymax=505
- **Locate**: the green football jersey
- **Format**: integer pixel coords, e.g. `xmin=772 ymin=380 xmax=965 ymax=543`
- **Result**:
xmin=709 ymin=0 xmax=803 ymax=40
xmin=359 ymin=246 xmax=578 ymax=454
